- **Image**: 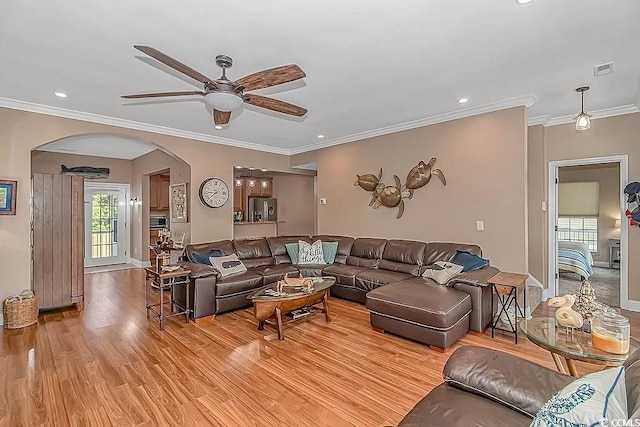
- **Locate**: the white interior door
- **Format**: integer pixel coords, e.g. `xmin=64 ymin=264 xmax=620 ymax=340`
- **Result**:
xmin=84 ymin=185 xmax=128 ymax=267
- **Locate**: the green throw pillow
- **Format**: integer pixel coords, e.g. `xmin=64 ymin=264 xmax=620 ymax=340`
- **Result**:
xmin=285 ymin=242 xmax=299 ymax=264
xmin=322 ymin=241 xmax=339 ymax=264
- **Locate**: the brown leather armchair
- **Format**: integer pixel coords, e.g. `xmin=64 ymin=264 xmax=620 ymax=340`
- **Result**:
xmin=398 ymin=345 xmax=640 ymax=426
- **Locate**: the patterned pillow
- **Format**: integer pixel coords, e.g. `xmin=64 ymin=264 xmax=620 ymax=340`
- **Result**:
xmin=531 ymin=366 xmax=627 ymax=427
xmin=209 ymin=254 xmax=247 ymax=277
xmin=422 ymin=261 xmax=464 ymax=285
xmin=298 ymin=240 xmax=326 ymax=265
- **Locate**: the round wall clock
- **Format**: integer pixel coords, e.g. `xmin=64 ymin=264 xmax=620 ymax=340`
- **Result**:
xmin=199 ymin=177 xmax=229 ymax=208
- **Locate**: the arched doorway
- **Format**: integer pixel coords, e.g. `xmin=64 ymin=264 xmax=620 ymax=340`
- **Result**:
xmin=32 ymin=133 xmax=191 ymax=269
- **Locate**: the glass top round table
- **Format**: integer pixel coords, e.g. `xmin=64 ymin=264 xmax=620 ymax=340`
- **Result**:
xmin=519 ymin=317 xmax=639 ymax=377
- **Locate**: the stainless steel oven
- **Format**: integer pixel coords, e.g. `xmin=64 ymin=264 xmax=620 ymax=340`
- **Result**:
xmin=150 ymin=215 xmax=168 ymax=229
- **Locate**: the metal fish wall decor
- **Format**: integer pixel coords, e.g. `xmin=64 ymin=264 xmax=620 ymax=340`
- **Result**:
xmin=61 ymin=165 xmax=110 ymax=179
xmin=354 ymin=158 xmax=446 ymax=219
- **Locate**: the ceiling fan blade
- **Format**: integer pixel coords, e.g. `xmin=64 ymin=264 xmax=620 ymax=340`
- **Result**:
xmin=134 ymin=45 xmax=214 ymax=84
xmin=244 ymin=94 xmax=307 ymax=117
xmin=121 ymin=91 xmax=205 ymax=99
xmin=213 ymin=110 xmax=231 ymax=125
xmin=234 ymin=64 xmax=305 ymax=91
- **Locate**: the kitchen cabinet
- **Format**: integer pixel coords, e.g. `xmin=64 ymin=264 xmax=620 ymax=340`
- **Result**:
xmin=150 ymin=229 xmax=160 ymax=267
xmin=158 ymin=175 xmax=170 ymax=210
xmin=149 ymin=174 xmax=170 ymax=211
xmin=259 ymin=178 xmax=273 ymax=197
xmin=234 ymin=177 xmax=246 ymax=212
xmin=245 ymin=177 xmax=261 ymax=197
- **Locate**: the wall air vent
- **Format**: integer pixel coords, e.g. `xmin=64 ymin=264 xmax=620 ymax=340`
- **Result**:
xmin=593 ymin=62 xmax=614 ymax=77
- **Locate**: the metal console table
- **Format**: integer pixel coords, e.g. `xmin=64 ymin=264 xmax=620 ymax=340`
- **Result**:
xmin=144 ymin=266 xmax=191 ymax=330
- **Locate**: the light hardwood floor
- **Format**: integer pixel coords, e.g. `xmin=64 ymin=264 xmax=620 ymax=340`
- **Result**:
xmin=1 ymin=269 xmax=638 ymax=426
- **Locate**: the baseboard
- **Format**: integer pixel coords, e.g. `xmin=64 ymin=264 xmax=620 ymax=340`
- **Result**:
xmin=592 ymin=261 xmax=611 ymax=268
xmin=623 ymin=300 xmax=640 ymax=312
xmin=129 ymin=258 xmax=151 ymax=268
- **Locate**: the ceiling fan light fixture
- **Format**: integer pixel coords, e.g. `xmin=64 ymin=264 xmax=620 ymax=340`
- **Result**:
xmin=204 ymin=92 xmax=244 ymax=112
xmin=214 ymin=125 xmax=223 ymax=130
xmin=574 ymin=86 xmax=592 ymax=131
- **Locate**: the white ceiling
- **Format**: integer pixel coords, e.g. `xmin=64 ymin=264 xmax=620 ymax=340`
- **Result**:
xmin=1 ymin=0 xmax=639 ymax=155
xmin=38 ymin=135 xmax=156 ymax=160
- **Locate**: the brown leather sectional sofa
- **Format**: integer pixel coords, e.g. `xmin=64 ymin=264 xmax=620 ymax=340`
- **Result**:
xmin=177 ymin=235 xmax=499 ymax=349
xmin=398 ymin=345 xmax=640 ymax=426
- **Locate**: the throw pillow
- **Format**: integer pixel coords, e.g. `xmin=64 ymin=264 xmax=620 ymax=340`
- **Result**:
xmin=191 ymin=249 xmax=224 ymax=265
xmin=322 ymin=241 xmax=339 ymax=264
xmin=285 ymin=243 xmax=299 ymax=264
xmin=209 ymin=254 xmax=247 ymax=277
xmin=422 ymin=261 xmax=464 ymax=285
xmin=531 ymin=366 xmax=627 ymax=427
xmin=451 ymin=250 xmax=489 ymax=272
xmin=298 ymin=240 xmax=326 ymax=265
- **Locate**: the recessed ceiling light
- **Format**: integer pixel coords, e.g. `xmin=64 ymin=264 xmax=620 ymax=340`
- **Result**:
xmin=516 ymin=0 xmax=533 ymax=4
xmin=214 ymin=125 xmax=223 ymax=130
xmin=317 ymin=135 xmax=324 ymax=139
xmin=54 ymin=91 xmax=67 ymax=98
xmin=261 ymin=169 xmax=268 ymax=172
xmin=458 ymin=98 xmax=469 ymax=104
xmin=234 ymin=166 xmax=242 ymax=169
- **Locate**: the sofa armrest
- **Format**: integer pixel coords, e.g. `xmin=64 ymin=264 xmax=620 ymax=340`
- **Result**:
xmin=449 ymin=266 xmax=500 ymax=287
xmin=178 ymin=261 xmax=220 ymax=279
xmin=443 ymin=346 xmax=573 ymax=417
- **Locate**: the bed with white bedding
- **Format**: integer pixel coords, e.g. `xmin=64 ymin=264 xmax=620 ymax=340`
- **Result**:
xmin=558 ymin=241 xmax=594 ymax=279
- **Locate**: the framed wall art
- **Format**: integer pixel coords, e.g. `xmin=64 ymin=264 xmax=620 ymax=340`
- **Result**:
xmin=169 ymin=183 xmax=188 ymax=223
xmin=0 ymin=180 xmax=17 ymax=215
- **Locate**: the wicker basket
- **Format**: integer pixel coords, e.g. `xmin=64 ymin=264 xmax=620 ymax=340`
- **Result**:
xmin=3 ymin=290 xmax=38 ymax=329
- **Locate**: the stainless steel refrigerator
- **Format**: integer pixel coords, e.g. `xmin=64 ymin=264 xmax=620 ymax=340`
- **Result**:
xmin=248 ymin=197 xmax=277 ymax=222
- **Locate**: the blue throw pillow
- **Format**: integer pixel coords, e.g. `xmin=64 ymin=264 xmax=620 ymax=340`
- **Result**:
xmin=191 ymin=249 xmax=224 ymax=265
xmin=285 ymin=243 xmax=299 ymax=264
xmin=451 ymin=250 xmax=488 ymax=272
xmin=322 ymin=241 xmax=339 ymax=264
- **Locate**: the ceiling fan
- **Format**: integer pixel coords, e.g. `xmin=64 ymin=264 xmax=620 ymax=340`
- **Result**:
xmin=122 ymin=45 xmax=307 ymax=126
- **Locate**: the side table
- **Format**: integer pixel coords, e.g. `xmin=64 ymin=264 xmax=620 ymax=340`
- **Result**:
xmin=488 ymin=272 xmax=528 ymax=344
xmin=144 ymin=266 xmax=191 ymax=330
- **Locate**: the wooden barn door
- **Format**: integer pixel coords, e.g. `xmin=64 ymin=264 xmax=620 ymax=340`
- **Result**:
xmin=32 ymin=173 xmax=84 ymax=310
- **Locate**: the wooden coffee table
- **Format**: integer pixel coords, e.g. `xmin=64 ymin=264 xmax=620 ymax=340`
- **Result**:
xmin=247 ymin=276 xmax=336 ymax=340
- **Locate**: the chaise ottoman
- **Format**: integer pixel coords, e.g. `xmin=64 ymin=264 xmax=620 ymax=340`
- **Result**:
xmin=365 ymin=281 xmax=472 ymax=351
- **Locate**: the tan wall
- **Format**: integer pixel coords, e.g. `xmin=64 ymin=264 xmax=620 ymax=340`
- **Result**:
xmin=293 ymin=107 xmax=529 ymax=273
xmin=527 ymin=112 xmax=640 ymax=301
xmin=131 ymin=150 xmax=191 ymax=262
xmin=0 ymin=107 xmax=301 ymax=300
xmin=31 ymin=151 xmax=133 ymax=184
xmin=527 ymin=125 xmax=546 ymax=284
xmin=558 ymin=164 xmax=620 ymax=263
xmin=271 ymin=174 xmax=315 ymax=236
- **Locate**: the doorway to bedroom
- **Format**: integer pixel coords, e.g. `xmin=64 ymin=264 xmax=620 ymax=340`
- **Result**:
xmin=548 ymin=156 xmax=628 ymax=309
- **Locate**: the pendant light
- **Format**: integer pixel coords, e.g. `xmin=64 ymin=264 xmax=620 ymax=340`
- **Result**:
xmin=574 ymin=86 xmax=592 ymax=131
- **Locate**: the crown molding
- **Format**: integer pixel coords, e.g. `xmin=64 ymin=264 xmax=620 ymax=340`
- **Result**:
xmin=289 ymin=94 xmax=538 ymax=154
xmin=544 ymin=104 xmax=639 ymax=127
xmin=527 ymin=115 xmax=550 ymax=126
xmin=0 ymin=97 xmax=291 ymax=155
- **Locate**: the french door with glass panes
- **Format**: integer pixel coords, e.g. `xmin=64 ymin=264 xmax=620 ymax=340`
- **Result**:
xmin=84 ymin=184 xmax=129 ymax=266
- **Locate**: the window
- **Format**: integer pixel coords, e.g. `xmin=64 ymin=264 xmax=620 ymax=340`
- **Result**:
xmin=557 ymin=217 xmax=598 ymax=252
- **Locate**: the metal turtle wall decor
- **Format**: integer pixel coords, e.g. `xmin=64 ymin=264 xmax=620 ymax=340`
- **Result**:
xmin=354 ymin=158 xmax=446 ymax=219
